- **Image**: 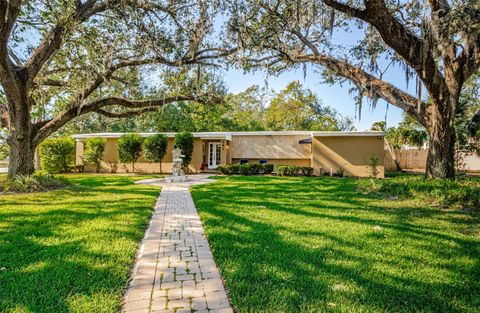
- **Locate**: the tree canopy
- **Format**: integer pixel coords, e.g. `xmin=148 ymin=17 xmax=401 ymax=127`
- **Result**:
xmin=227 ymin=0 xmax=480 ymax=178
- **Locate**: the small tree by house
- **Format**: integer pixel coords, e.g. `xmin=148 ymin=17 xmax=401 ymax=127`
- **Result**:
xmin=118 ymin=133 xmax=143 ymax=173
xmin=365 ymin=155 xmax=380 ymax=178
xmin=174 ymin=132 xmax=194 ymax=173
xmin=144 ymin=134 xmax=168 ymax=173
xmin=39 ymin=137 xmax=75 ymax=174
xmin=84 ymin=137 xmax=106 ymax=173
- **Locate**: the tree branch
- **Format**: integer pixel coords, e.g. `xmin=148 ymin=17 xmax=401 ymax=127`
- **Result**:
xmin=322 ymin=0 xmax=446 ymax=109
xmin=94 ymin=107 xmax=158 ymax=118
xmin=32 ymin=95 xmax=204 ymax=145
xmin=23 ymin=0 xmax=114 ymax=86
xmin=292 ymin=53 xmax=428 ymax=127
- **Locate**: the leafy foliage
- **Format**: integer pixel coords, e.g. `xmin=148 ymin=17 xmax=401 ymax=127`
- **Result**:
xmin=39 ymin=137 xmax=76 ymax=173
xmin=217 ymin=163 xmax=275 ymax=175
xmin=1 ymin=174 xmax=70 ymax=193
xmin=276 ymin=165 xmax=313 ymax=176
xmin=118 ymin=133 xmax=143 ymax=173
xmin=386 ymin=114 xmax=428 ymax=149
xmin=357 ymin=174 xmax=480 ymax=211
xmin=143 ymin=134 xmax=168 ymax=173
xmin=174 ymin=132 xmax=194 ymax=169
xmin=266 ymin=81 xmax=354 ymax=131
xmin=365 ymin=155 xmax=380 ymax=178
xmin=84 ymin=137 xmax=106 ymax=173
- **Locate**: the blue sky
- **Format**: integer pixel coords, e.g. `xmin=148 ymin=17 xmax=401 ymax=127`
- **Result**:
xmin=222 ymin=65 xmax=405 ymax=131
xmin=218 ymin=21 xmax=418 ymax=131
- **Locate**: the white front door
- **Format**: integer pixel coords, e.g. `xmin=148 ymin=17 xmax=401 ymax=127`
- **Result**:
xmin=208 ymin=142 xmax=221 ymax=169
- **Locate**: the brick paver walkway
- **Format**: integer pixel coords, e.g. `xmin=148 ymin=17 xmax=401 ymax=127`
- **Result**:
xmin=123 ymin=178 xmax=232 ymax=313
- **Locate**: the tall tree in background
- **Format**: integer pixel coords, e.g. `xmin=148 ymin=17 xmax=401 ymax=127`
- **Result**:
xmin=265 ymin=81 xmax=353 ymax=131
xmin=231 ymin=0 xmax=480 ymax=178
xmin=0 ymin=0 xmax=232 ymax=177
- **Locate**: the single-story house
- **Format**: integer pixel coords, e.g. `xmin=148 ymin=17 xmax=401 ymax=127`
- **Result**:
xmin=73 ymin=131 xmax=385 ymax=177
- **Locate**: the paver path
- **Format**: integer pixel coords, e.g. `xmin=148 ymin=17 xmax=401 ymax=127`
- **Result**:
xmin=123 ymin=176 xmax=232 ymax=313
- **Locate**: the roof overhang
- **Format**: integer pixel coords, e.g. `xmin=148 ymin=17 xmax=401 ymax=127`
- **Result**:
xmin=72 ymin=132 xmax=233 ymax=141
xmin=72 ymin=131 xmax=385 ymax=141
xmin=311 ymin=131 xmax=385 ymax=137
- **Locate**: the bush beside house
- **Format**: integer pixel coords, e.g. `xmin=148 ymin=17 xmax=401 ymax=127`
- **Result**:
xmin=83 ymin=137 xmax=106 ymax=173
xmin=40 ymin=137 xmax=76 ymax=173
xmin=217 ymin=163 xmax=313 ymax=176
xmin=118 ymin=133 xmax=143 ymax=173
xmin=174 ymin=132 xmax=194 ymax=173
xmin=144 ymin=134 xmax=168 ymax=173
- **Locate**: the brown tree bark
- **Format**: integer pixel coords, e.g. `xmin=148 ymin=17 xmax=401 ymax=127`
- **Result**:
xmin=6 ymin=96 xmax=35 ymax=177
xmin=424 ymin=95 xmax=457 ymax=179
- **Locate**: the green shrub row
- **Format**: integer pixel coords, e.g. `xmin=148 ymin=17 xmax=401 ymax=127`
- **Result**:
xmin=356 ymin=175 xmax=480 ymax=211
xmin=217 ymin=163 xmax=274 ymax=175
xmin=276 ymin=165 xmax=313 ymax=176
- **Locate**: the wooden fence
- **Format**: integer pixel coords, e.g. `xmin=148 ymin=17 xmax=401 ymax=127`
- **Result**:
xmin=385 ymin=149 xmax=480 ymax=173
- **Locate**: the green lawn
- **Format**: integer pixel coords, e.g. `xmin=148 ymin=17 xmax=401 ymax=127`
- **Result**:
xmin=191 ymin=176 xmax=480 ymax=313
xmin=0 ymin=174 xmax=160 ymax=313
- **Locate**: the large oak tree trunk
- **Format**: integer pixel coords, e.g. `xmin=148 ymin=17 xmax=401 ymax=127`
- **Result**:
xmin=425 ymin=98 xmax=456 ymax=179
xmin=7 ymin=130 xmax=35 ymax=178
xmin=5 ymin=79 xmax=37 ymax=178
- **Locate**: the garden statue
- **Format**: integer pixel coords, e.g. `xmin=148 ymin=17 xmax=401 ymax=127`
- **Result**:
xmin=166 ymin=147 xmax=188 ymax=182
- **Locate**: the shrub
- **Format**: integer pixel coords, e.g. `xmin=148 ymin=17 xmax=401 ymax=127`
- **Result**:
xmin=239 ymin=164 xmax=251 ymax=175
xmin=40 ymin=137 xmax=75 ymax=173
xmin=276 ymin=165 xmax=302 ymax=176
xmin=83 ymin=137 xmax=106 ymax=172
xmin=262 ymin=164 xmax=274 ymax=174
xmin=118 ymin=133 xmax=143 ymax=173
xmin=174 ymin=132 xmax=194 ymax=173
xmin=217 ymin=165 xmax=228 ymax=175
xmin=144 ymin=134 xmax=168 ymax=173
xmin=250 ymin=164 xmax=263 ymax=175
xmin=301 ymin=167 xmax=314 ymax=176
xmin=335 ymin=167 xmax=345 ymax=177
xmin=1 ymin=174 xmax=70 ymax=193
xmin=365 ymin=155 xmax=379 ymax=178
xmin=356 ymin=175 xmax=480 ymax=211
xmin=276 ymin=165 xmax=288 ymax=176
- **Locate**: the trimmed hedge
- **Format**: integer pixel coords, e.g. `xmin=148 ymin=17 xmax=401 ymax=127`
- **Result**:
xmin=217 ymin=163 xmax=274 ymax=175
xmin=217 ymin=164 xmax=314 ymax=176
xmin=276 ymin=165 xmax=313 ymax=176
xmin=40 ymin=137 xmax=76 ymax=173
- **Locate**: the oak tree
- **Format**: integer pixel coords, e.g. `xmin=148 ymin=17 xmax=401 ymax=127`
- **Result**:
xmin=230 ymin=0 xmax=480 ymax=178
xmin=0 ymin=0 xmax=232 ymax=177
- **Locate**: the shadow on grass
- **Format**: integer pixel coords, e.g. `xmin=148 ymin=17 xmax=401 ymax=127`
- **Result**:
xmin=192 ymin=176 xmax=480 ymax=313
xmin=0 ymin=175 xmax=159 ymax=312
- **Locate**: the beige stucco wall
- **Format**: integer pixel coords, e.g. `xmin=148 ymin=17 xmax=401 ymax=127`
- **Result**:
xmin=312 ymin=136 xmax=384 ymax=177
xmin=76 ymin=137 xmax=229 ymax=173
xmin=230 ymin=135 xmax=311 ymax=159
xmin=75 ymin=134 xmax=384 ymax=177
xmin=76 ymin=138 xmax=207 ymax=173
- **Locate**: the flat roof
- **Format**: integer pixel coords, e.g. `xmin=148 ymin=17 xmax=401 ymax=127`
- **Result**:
xmin=72 ymin=131 xmax=385 ymax=140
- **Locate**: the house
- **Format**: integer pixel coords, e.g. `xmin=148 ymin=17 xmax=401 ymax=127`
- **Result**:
xmin=73 ymin=131 xmax=385 ymax=177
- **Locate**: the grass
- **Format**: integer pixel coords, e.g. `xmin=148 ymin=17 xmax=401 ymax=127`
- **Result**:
xmin=0 ymin=174 xmax=160 ymax=313
xmin=191 ymin=175 xmax=480 ymax=313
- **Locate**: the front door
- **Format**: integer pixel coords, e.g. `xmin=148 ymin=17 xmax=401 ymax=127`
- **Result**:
xmin=208 ymin=142 xmax=221 ymax=169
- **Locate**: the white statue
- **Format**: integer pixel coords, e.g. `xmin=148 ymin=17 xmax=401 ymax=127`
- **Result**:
xmin=165 ymin=147 xmax=188 ymax=182
xmin=171 ymin=147 xmax=185 ymax=177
